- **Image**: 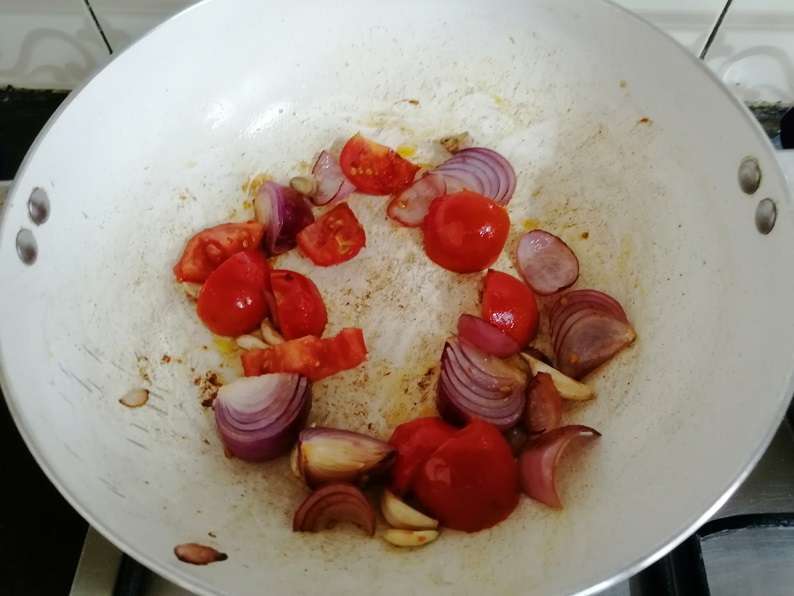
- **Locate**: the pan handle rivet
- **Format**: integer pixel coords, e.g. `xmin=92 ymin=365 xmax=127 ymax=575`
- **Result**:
xmin=755 ymin=198 xmax=777 ymax=235
xmin=738 ymin=157 xmax=761 ymax=194
xmin=16 ymin=228 xmax=37 ymax=265
xmin=27 ymin=187 xmax=50 ymax=225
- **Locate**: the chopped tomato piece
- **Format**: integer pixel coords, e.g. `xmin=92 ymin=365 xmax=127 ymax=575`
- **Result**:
xmin=270 ymin=269 xmax=328 ymax=340
xmin=482 ymin=269 xmax=539 ymax=346
xmin=196 ymin=250 xmax=270 ymax=337
xmin=241 ymin=328 xmax=367 ymax=381
xmin=412 ymin=419 xmax=519 ymax=532
xmin=388 ymin=417 xmax=457 ymax=496
xmin=339 ymin=134 xmax=419 ymax=195
xmin=297 ymin=203 xmax=366 ymax=266
xmin=422 ymin=191 xmax=509 ymax=273
xmin=173 ymin=222 xmax=264 ymax=283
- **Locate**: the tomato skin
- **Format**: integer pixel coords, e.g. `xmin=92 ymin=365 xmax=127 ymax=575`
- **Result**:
xmin=241 ymin=328 xmax=367 ymax=381
xmin=422 ymin=191 xmax=510 ymax=273
xmin=297 ymin=203 xmax=366 ymax=266
xmin=270 ymin=270 xmax=328 ymax=340
xmin=174 ymin=222 xmax=264 ymax=283
xmin=482 ymin=269 xmax=539 ymax=346
xmin=388 ymin=418 xmax=457 ymax=495
xmin=339 ymin=134 xmax=419 ymax=195
xmin=412 ymin=419 xmax=519 ymax=532
xmin=196 ymin=250 xmax=270 ymax=337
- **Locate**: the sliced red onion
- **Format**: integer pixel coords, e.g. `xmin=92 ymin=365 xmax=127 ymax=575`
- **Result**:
xmin=437 ymin=336 xmax=526 ymax=430
xmin=556 ymin=314 xmax=636 ymax=379
xmin=296 ymin=427 xmax=395 ymax=488
xmin=255 ymin=181 xmax=314 ymax=255
xmin=457 ymin=314 xmax=521 ymax=358
xmin=436 ymin=148 xmax=516 ymax=205
xmin=311 ymin=151 xmax=355 ymax=206
xmin=213 ymin=373 xmax=311 ymax=461
xmin=387 ymin=173 xmax=446 ymax=227
xmin=525 ymin=372 xmax=562 ymax=434
xmin=519 ymin=425 xmax=601 ymax=508
xmin=516 ymin=230 xmax=579 ymax=295
xmin=549 ymin=289 xmax=628 ymax=329
xmin=292 ymin=483 xmax=375 ymax=536
xmin=550 ymin=290 xmax=630 ymax=355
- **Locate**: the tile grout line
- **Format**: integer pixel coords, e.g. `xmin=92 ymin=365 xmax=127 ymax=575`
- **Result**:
xmin=698 ymin=0 xmax=734 ymax=60
xmin=81 ymin=0 xmax=114 ymax=56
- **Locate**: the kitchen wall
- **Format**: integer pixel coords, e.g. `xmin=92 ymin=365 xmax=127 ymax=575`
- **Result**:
xmin=0 ymin=0 xmax=792 ymax=103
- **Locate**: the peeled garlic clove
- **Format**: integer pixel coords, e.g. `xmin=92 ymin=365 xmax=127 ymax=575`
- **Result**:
xmin=520 ymin=354 xmax=594 ymax=401
xmin=382 ymin=529 xmax=439 ymax=548
xmin=381 ymin=490 xmax=438 ymax=530
xmin=297 ymin=427 xmax=395 ymax=488
xmin=260 ymin=320 xmax=284 ymax=346
xmin=235 ymin=334 xmax=268 ymax=350
xmin=174 ymin=543 xmax=228 ymax=565
xmin=119 ymin=388 xmax=149 ymax=408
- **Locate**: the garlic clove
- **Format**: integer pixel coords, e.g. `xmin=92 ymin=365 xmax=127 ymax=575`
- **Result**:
xmin=235 ymin=334 xmax=268 ymax=351
xmin=382 ymin=529 xmax=439 ymax=548
xmin=381 ymin=490 xmax=438 ymax=530
xmin=260 ymin=320 xmax=284 ymax=346
xmin=521 ymin=354 xmax=594 ymax=400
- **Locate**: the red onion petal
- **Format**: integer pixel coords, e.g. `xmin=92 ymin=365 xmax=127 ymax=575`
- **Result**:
xmin=461 ymin=147 xmax=516 ymax=203
xmin=553 ymin=307 xmax=607 ymax=357
xmin=455 ymin=337 xmax=527 ymax=390
xmin=214 ymin=373 xmax=310 ymax=461
xmin=255 ymin=181 xmax=315 ymax=255
xmin=525 ymin=372 xmax=562 ymax=434
xmin=297 ymin=427 xmax=395 ymax=487
xmin=549 ymin=290 xmax=628 ymax=327
xmin=556 ymin=314 xmax=637 ymax=379
xmin=312 ymin=151 xmax=355 ymax=206
xmin=387 ymin=173 xmax=446 ymax=227
xmin=438 ymin=148 xmax=516 ymax=205
xmin=519 ymin=425 xmax=601 ymax=508
xmin=457 ymin=314 xmax=521 ymax=357
xmin=516 ymin=230 xmax=580 ymax=296
xmin=292 ymin=483 xmax=376 ymax=535
xmin=437 ymin=338 xmax=526 ymax=430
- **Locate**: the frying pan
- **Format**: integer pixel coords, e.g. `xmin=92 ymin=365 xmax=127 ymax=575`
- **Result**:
xmin=2 ymin=1 xmax=794 ymax=594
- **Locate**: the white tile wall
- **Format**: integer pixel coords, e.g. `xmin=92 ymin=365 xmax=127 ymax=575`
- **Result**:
xmin=0 ymin=0 xmax=109 ymax=89
xmin=618 ymin=0 xmax=728 ymax=54
xmin=705 ymin=0 xmax=794 ymax=103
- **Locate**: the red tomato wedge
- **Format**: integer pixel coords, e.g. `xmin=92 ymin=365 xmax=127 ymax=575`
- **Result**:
xmin=388 ymin=417 xmax=457 ymax=496
xmin=339 ymin=134 xmax=419 ymax=195
xmin=297 ymin=203 xmax=366 ymax=266
xmin=241 ymin=328 xmax=367 ymax=381
xmin=196 ymin=250 xmax=271 ymax=337
xmin=482 ymin=269 xmax=539 ymax=346
xmin=412 ymin=419 xmax=519 ymax=532
xmin=270 ymin=270 xmax=328 ymax=340
xmin=173 ymin=222 xmax=264 ymax=283
xmin=422 ymin=191 xmax=510 ymax=273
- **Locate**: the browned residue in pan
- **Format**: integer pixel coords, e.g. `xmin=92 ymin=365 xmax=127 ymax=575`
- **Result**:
xmin=174 ymin=543 xmax=228 ymax=565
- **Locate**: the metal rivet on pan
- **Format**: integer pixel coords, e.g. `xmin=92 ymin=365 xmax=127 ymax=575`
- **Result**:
xmin=755 ymin=198 xmax=777 ymax=235
xmin=27 ymin=187 xmax=50 ymax=225
xmin=16 ymin=228 xmax=37 ymax=264
xmin=738 ymin=157 xmax=761 ymax=194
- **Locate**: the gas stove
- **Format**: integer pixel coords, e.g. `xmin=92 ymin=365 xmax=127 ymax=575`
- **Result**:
xmin=2 ymin=88 xmax=794 ymax=595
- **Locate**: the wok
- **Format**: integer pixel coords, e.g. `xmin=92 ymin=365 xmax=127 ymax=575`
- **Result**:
xmin=2 ymin=1 xmax=794 ymax=594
